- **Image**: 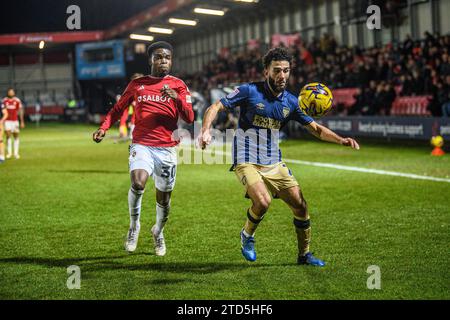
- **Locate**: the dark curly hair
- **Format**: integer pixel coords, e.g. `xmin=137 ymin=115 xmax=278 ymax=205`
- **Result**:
xmin=262 ymin=47 xmax=292 ymax=69
xmin=147 ymin=41 xmax=173 ymax=57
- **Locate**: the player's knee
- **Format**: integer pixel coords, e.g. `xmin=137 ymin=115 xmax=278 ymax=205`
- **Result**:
xmin=131 ymin=180 xmax=146 ymax=191
xmin=293 ymin=200 xmax=308 ymax=219
xmin=157 ymin=200 xmax=170 ymax=207
xmin=156 ymin=190 xmax=171 ymax=207
xmin=254 ymin=196 xmax=271 ymax=214
xmin=156 ymin=197 xmax=170 ymax=207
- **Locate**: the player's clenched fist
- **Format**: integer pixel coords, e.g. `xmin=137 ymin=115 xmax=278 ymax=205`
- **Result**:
xmin=341 ymin=137 xmax=360 ymax=150
xmin=199 ymin=129 xmax=212 ymax=150
xmin=93 ymin=128 xmax=106 ymax=143
xmin=160 ymin=85 xmax=178 ymax=101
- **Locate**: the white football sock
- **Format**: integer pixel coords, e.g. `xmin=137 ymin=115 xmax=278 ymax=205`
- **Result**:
xmin=14 ymin=138 xmax=19 ymax=156
xmin=243 ymin=229 xmax=254 ymax=238
xmin=128 ymin=187 xmax=144 ymax=229
xmin=7 ymin=138 xmax=12 ymax=155
xmin=155 ymin=201 xmax=170 ymax=234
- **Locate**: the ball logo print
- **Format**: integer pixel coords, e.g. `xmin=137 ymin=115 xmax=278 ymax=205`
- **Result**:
xmin=305 ymin=84 xmax=329 ymax=97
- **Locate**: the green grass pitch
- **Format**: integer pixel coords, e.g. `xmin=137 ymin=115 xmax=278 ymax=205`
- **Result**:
xmin=0 ymin=124 xmax=449 ymax=299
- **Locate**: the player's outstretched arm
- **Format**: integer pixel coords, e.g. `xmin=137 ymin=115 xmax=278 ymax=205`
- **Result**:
xmin=94 ymin=81 xmax=136 ymax=144
xmin=306 ymin=121 xmax=360 ymax=150
xmin=199 ymin=101 xmax=225 ymax=149
xmin=92 ymin=128 xmax=106 ymax=143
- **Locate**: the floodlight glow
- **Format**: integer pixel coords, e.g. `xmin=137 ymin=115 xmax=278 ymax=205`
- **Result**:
xmin=168 ymin=18 xmax=197 ymax=26
xmin=194 ymin=8 xmax=225 ymax=16
xmin=148 ymin=27 xmax=174 ymax=34
xmin=129 ymin=34 xmax=154 ymax=41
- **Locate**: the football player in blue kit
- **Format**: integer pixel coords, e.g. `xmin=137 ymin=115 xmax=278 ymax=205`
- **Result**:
xmin=200 ymin=47 xmax=359 ymax=266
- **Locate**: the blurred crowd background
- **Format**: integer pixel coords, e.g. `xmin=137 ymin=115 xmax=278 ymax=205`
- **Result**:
xmin=183 ymin=31 xmax=450 ymax=118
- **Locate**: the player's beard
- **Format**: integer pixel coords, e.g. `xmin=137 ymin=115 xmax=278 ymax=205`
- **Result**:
xmin=267 ymin=77 xmax=286 ymax=95
xmin=152 ymin=65 xmax=170 ymax=77
xmin=158 ymin=67 xmax=170 ymax=77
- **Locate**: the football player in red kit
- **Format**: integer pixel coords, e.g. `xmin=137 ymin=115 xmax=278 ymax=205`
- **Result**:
xmin=3 ymin=88 xmax=25 ymax=159
xmin=93 ymin=42 xmax=194 ymax=256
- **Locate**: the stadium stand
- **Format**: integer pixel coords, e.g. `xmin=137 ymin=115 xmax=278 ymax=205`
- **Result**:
xmin=391 ymin=96 xmax=432 ymax=116
xmin=0 ymin=50 xmax=74 ymax=112
xmin=184 ymin=33 xmax=450 ymax=117
xmin=332 ymin=88 xmax=359 ymax=109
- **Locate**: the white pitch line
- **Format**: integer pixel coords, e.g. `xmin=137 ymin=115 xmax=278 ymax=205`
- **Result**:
xmin=182 ymin=145 xmax=450 ymax=184
xmin=283 ymin=158 xmax=450 ymax=184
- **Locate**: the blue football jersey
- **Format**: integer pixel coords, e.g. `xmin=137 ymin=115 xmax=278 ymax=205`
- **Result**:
xmin=220 ymin=81 xmax=313 ymax=165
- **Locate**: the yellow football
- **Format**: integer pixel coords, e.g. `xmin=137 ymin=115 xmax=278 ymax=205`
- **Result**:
xmin=298 ymin=82 xmax=333 ymax=118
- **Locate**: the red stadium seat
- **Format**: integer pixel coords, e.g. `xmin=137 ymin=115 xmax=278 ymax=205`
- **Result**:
xmin=332 ymin=88 xmax=359 ymax=108
xmin=321 ymin=87 xmax=432 ymax=116
xmin=25 ymin=105 xmax=64 ymax=115
xmin=390 ymin=96 xmax=431 ymax=116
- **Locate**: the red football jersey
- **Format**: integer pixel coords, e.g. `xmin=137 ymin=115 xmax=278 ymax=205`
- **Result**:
xmin=119 ymin=107 xmax=129 ymax=127
xmin=3 ymin=97 xmax=22 ymax=121
xmin=100 ymin=75 xmax=194 ymax=147
xmin=130 ymin=101 xmax=136 ymax=125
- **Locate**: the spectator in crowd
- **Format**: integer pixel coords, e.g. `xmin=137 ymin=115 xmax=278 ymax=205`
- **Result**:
xmin=400 ymin=74 xmax=414 ymax=96
xmin=371 ymin=82 xmax=387 ymax=115
xmin=429 ymin=78 xmax=450 ymax=117
xmin=348 ymin=87 xmax=366 ymax=115
xmin=440 ymin=53 xmax=450 ymax=76
xmin=382 ymin=83 xmax=397 ymax=116
xmin=185 ymin=31 xmax=450 ymax=117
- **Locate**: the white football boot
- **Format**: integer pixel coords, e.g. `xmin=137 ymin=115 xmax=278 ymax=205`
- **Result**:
xmin=124 ymin=226 xmax=140 ymax=252
xmin=151 ymin=225 xmax=166 ymax=256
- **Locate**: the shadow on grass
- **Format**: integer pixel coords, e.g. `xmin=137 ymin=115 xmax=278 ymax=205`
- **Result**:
xmin=0 ymin=255 xmax=134 ymax=268
xmin=48 ymin=169 xmax=126 ymax=174
xmin=0 ymin=255 xmax=298 ymax=274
